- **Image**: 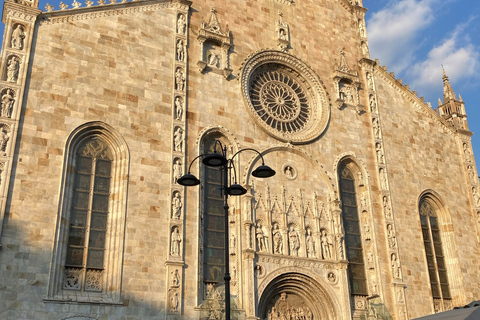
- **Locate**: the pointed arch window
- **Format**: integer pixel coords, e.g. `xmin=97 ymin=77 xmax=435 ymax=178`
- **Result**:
xmin=339 ymin=165 xmax=367 ymax=295
xmin=419 ymin=200 xmax=451 ymax=300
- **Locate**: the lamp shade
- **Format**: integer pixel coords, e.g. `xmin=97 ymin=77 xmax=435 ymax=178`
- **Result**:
xmin=229 ymin=184 xmax=247 ymax=196
xmin=177 ymin=173 xmax=201 ymax=186
xmin=252 ymin=165 xmax=276 ymax=178
xmin=202 ymin=152 xmax=228 ymax=167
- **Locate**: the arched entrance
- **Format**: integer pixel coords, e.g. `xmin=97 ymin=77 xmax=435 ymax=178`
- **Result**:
xmin=258 ymin=272 xmax=339 ymax=320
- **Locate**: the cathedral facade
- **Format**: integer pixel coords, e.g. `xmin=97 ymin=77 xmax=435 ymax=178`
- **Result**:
xmin=0 ymin=0 xmax=479 ymax=319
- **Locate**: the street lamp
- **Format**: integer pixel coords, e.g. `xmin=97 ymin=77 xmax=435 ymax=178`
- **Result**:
xmin=177 ymin=140 xmax=276 ymax=320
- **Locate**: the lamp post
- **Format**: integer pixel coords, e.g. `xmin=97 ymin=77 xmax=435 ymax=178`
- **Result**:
xmin=177 ymin=141 xmax=276 ymax=320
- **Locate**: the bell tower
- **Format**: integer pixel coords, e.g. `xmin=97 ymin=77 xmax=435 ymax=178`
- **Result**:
xmin=437 ymin=68 xmax=469 ymax=131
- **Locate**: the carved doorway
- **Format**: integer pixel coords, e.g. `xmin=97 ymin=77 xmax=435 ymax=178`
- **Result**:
xmin=258 ymin=272 xmax=338 ymax=320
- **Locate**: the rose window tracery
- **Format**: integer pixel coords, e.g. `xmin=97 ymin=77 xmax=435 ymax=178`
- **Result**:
xmin=240 ymin=50 xmax=330 ymax=143
xmin=250 ymin=69 xmax=310 ymax=133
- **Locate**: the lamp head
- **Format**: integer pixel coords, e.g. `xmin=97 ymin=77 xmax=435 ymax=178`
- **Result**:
xmin=252 ymin=165 xmax=276 ymax=178
xmin=202 ymin=152 xmax=228 ymax=167
xmin=177 ymin=173 xmax=201 ymax=186
xmin=228 ymin=184 xmax=247 ymax=196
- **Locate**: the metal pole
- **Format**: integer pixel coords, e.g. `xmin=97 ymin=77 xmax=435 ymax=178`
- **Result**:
xmin=223 ymin=162 xmax=231 ymax=320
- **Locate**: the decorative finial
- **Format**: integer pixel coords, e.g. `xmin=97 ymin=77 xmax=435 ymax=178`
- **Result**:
xmin=45 ymin=3 xmax=54 ymax=11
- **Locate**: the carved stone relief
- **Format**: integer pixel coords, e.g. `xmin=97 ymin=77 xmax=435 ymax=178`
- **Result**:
xmin=176 ymin=39 xmax=185 ymax=62
xmin=358 ymin=20 xmax=365 ymax=38
xmin=276 ymin=11 xmax=290 ymax=51
xmin=175 ymin=67 xmax=186 ymax=91
xmin=361 ymin=41 xmax=370 ymax=58
xmin=272 ymin=222 xmax=283 ymax=254
xmin=387 ymin=224 xmax=397 ymax=249
xmin=391 ymin=253 xmax=401 ymax=279
xmin=172 ymin=191 xmax=182 ymax=219
xmin=320 ymin=229 xmax=333 ymax=260
xmin=366 ymin=72 xmax=375 ymax=91
xmin=6 ymin=55 xmax=20 ymax=83
xmin=265 ymin=293 xmax=313 ymax=320
xmin=288 ymin=226 xmax=300 ymax=256
xmin=172 ymin=158 xmax=182 ymax=184
xmin=379 ymin=168 xmax=387 ymax=190
xmin=373 ymin=117 xmax=381 ymax=139
xmin=369 ymin=94 xmax=377 ymax=113
xmin=375 ymin=142 xmax=384 ymax=164
xmin=383 ymin=195 xmax=392 ymax=219
xmin=170 ymin=226 xmax=182 ymax=256
xmin=173 ymin=127 xmax=184 ymax=152
xmin=177 ymin=13 xmax=186 ymax=35
xmin=171 ymin=268 xmax=180 ymax=288
xmin=305 ymin=227 xmax=316 ymax=258
xmin=256 ymin=221 xmax=269 ymax=253
xmin=0 ymin=162 xmax=4 ymax=186
xmin=1 ymin=89 xmax=15 ymax=118
xmin=169 ymin=288 xmax=180 ymax=312
xmin=0 ymin=124 xmax=11 ymax=156
xmin=174 ymin=96 xmax=183 ymax=121
xmin=283 ymin=164 xmax=297 ymax=180
xmin=11 ymin=24 xmax=26 ymax=50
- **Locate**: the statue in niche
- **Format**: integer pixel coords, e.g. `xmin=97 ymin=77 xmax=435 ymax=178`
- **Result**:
xmin=367 ymin=73 xmax=375 ymax=91
xmin=0 ymin=128 xmax=9 ymax=155
xmin=177 ymin=14 xmax=186 ymax=34
xmin=358 ymin=21 xmax=365 ymax=37
xmin=11 ymin=25 xmax=25 ymax=50
xmin=320 ymin=229 xmax=332 ymax=260
xmin=463 ymin=143 xmax=471 ymax=161
xmin=256 ymin=223 xmax=268 ymax=252
xmin=376 ymin=143 xmax=384 ymax=164
xmin=173 ymin=159 xmax=182 ymax=184
xmin=373 ymin=118 xmax=380 ymax=139
xmin=370 ymin=270 xmax=379 ymax=294
xmin=379 ymin=168 xmax=387 ymax=189
xmin=176 ymin=39 xmax=185 ymax=62
xmin=387 ymin=224 xmax=397 ymax=248
xmin=175 ymin=68 xmax=185 ymax=91
xmin=207 ymin=51 xmax=219 ymax=68
xmin=327 ymin=272 xmax=336 ymax=283
xmin=362 ymin=42 xmax=370 ymax=58
xmin=367 ymin=251 xmax=374 ymax=269
xmin=364 ymin=221 xmax=371 ymax=241
xmin=288 ymin=227 xmax=300 ymax=256
xmin=391 ymin=253 xmax=401 ymax=279
xmin=174 ymin=97 xmax=183 ymax=120
xmin=383 ymin=196 xmax=392 ymax=219
xmin=284 ymin=165 xmax=295 ymax=178
xmin=279 ymin=28 xmax=287 ymax=40
xmin=305 ymin=228 xmax=316 ymax=258
xmin=272 ymin=223 xmax=283 ymax=254
xmin=6 ymin=56 xmax=20 ymax=83
xmin=229 ymin=234 xmax=236 ymax=250
xmin=172 ymin=191 xmax=182 ymax=219
xmin=170 ymin=290 xmax=179 ymax=312
xmin=171 ymin=269 xmax=180 ymax=287
xmin=473 ymin=187 xmax=480 ymax=206
xmin=369 ymin=94 xmax=377 ymax=113
xmin=171 ymin=227 xmax=182 ymax=256
xmin=467 ymin=165 xmax=476 ymax=182
xmin=1 ymin=89 xmax=15 ymax=118
xmin=173 ymin=127 xmax=183 ymax=152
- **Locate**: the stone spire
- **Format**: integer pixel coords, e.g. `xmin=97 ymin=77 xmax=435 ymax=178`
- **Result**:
xmin=437 ymin=68 xmax=469 ymax=131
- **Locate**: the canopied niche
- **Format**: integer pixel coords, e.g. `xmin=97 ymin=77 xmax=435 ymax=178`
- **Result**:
xmin=258 ymin=272 xmax=339 ymax=320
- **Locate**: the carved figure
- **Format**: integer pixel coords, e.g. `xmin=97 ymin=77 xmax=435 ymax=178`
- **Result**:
xmin=256 ymin=223 xmax=268 ymax=252
xmin=173 ymin=159 xmax=182 ymax=184
xmin=370 ymin=94 xmax=377 ymax=113
xmin=229 ymin=234 xmax=236 ymax=250
xmin=6 ymin=57 xmax=20 ymax=83
xmin=1 ymin=89 xmax=15 ymax=118
xmin=0 ymin=128 xmax=9 ymax=155
xmin=207 ymin=51 xmax=219 ymax=67
xmin=176 ymin=39 xmax=185 ymax=62
xmin=391 ymin=253 xmax=401 ymax=279
xmin=358 ymin=21 xmax=365 ymax=37
xmin=387 ymin=224 xmax=396 ymax=248
xmin=345 ymin=85 xmax=354 ymax=102
xmin=171 ymin=269 xmax=180 ymax=287
xmin=172 ymin=191 xmax=182 ymax=219
xmin=177 ymin=14 xmax=186 ymax=34
xmin=379 ymin=168 xmax=387 ymax=189
xmin=171 ymin=227 xmax=182 ymax=256
xmin=367 ymin=73 xmax=374 ymax=91
xmin=284 ymin=165 xmax=294 ymax=178
xmin=373 ymin=118 xmax=380 ymax=139
xmin=279 ymin=28 xmax=287 ymax=40
xmin=173 ymin=127 xmax=183 ymax=152
xmin=473 ymin=187 xmax=480 ymax=206
xmin=383 ymin=196 xmax=392 ymax=219
xmin=463 ymin=143 xmax=471 ymax=161
xmin=320 ymin=229 xmax=332 ymax=260
xmin=175 ymin=68 xmax=185 ymax=91
xmin=170 ymin=290 xmax=179 ymax=311
xmin=376 ymin=142 xmax=384 ymax=164
xmin=362 ymin=42 xmax=370 ymax=58
xmin=327 ymin=272 xmax=336 ymax=283
xmin=467 ymin=165 xmax=476 ymax=182
xmin=272 ymin=223 xmax=283 ymax=254
xmin=288 ymin=227 xmax=300 ymax=256
xmin=174 ymin=97 xmax=183 ymax=120
xmin=11 ymin=25 xmax=25 ymax=50
xmin=306 ymin=228 xmax=315 ymax=258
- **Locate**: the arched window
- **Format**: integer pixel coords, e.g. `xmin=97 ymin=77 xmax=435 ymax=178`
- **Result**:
xmin=46 ymin=122 xmax=129 ymax=304
xmin=339 ymin=165 xmax=367 ymax=295
xmin=419 ymin=200 xmax=451 ymax=300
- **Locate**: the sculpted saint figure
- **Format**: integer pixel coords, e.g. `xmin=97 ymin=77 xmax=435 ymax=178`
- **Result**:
xmin=306 ymin=228 xmax=315 ymax=258
xmin=171 ymin=227 xmax=181 ymax=256
xmin=176 ymin=39 xmax=185 ymax=62
xmin=1 ymin=89 xmax=15 ymax=118
xmin=11 ymin=25 xmax=25 ymax=50
xmin=173 ymin=127 xmax=183 ymax=152
xmin=288 ymin=227 xmax=300 ymax=256
xmin=172 ymin=192 xmax=182 ymax=219
xmin=175 ymin=68 xmax=185 ymax=91
xmin=177 ymin=14 xmax=186 ymax=34
xmin=320 ymin=229 xmax=332 ymax=260
xmin=175 ymin=97 xmax=183 ymax=120
xmin=173 ymin=159 xmax=182 ymax=184
xmin=272 ymin=223 xmax=283 ymax=254
xmin=7 ymin=57 xmax=20 ymax=83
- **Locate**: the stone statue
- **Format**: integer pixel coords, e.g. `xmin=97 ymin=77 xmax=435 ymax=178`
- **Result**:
xmin=288 ymin=227 xmax=300 ymax=256
xmin=176 ymin=39 xmax=185 ymax=62
xmin=1 ymin=89 xmax=15 ymax=118
xmin=11 ymin=25 xmax=25 ymax=50
xmin=175 ymin=68 xmax=185 ymax=91
xmin=367 ymin=73 xmax=374 ymax=91
xmin=171 ymin=269 xmax=180 ymax=287
xmin=383 ymin=195 xmax=392 ymax=219
xmin=345 ymin=85 xmax=354 ymax=102
xmin=320 ymin=229 xmax=332 ymax=260
xmin=391 ymin=253 xmax=401 ymax=279
xmin=284 ymin=165 xmax=294 ymax=178
xmin=358 ymin=21 xmax=365 ymax=37
xmin=171 ymin=227 xmax=182 ymax=256
xmin=0 ymin=128 xmax=9 ymax=155
xmin=256 ymin=223 xmax=268 ymax=252
xmin=7 ymin=57 xmax=20 ymax=83
xmin=373 ymin=118 xmax=380 ymax=139
xmin=208 ymin=52 xmax=219 ymax=67
xmin=467 ymin=165 xmax=476 ymax=182
xmin=172 ymin=191 xmax=182 ymax=219
xmin=376 ymin=143 xmax=384 ymax=164
xmin=173 ymin=159 xmax=182 ymax=184
xmin=170 ymin=290 xmax=179 ymax=312
xmin=177 ymin=14 xmax=186 ymax=34
xmin=387 ymin=224 xmax=396 ymax=248
xmin=473 ymin=187 xmax=480 ymax=206
xmin=174 ymin=97 xmax=183 ymax=120
xmin=272 ymin=223 xmax=283 ymax=254
xmin=362 ymin=42 xmax=370 ymax=58
xmin=370 ymin=94 xmax=377 ymax=113
xmin=173 ymin=127 xmax=183 ymax=152
xmin=306 ymin=228 xmax=315 ymax=258
xmin=379 ymin=168 xmax=387 ymax=189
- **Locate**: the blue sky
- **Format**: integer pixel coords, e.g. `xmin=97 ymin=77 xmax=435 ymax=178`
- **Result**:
xmin=1 ymin=0 xmax=479 ymax=167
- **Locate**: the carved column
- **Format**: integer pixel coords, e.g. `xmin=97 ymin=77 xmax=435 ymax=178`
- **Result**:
xmin=0 ymin=0 xmax=41 ymax=247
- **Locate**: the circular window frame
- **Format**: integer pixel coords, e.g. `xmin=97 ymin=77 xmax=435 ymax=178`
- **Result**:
xmin=240 ymin=50 xmax=330 ymax=144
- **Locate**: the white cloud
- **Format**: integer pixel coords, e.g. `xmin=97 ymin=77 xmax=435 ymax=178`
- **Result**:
xmin=367 ymin=0 xmax=435 ymax=73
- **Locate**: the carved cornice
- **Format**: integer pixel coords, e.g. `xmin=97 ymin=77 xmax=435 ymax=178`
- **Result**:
xmin=3 ymin=1 xmax=42 ymax=22
xmin=38 ymin=0 xmax=189 ymax=25
xmin=273 ymin=0 xmax=294 ymax=5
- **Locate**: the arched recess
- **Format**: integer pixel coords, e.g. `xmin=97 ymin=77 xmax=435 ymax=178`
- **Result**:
xmin=258 ymin=268 xmax=340 ymax=320
xmin=47 ymin=121 xmax=129 ymax=304
xmin=418 ymin=190 xmax=463 ymax=310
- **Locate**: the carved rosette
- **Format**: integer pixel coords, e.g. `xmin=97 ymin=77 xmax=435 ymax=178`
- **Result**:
xmin=240 ymin=50 xmax=330 ymax=144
